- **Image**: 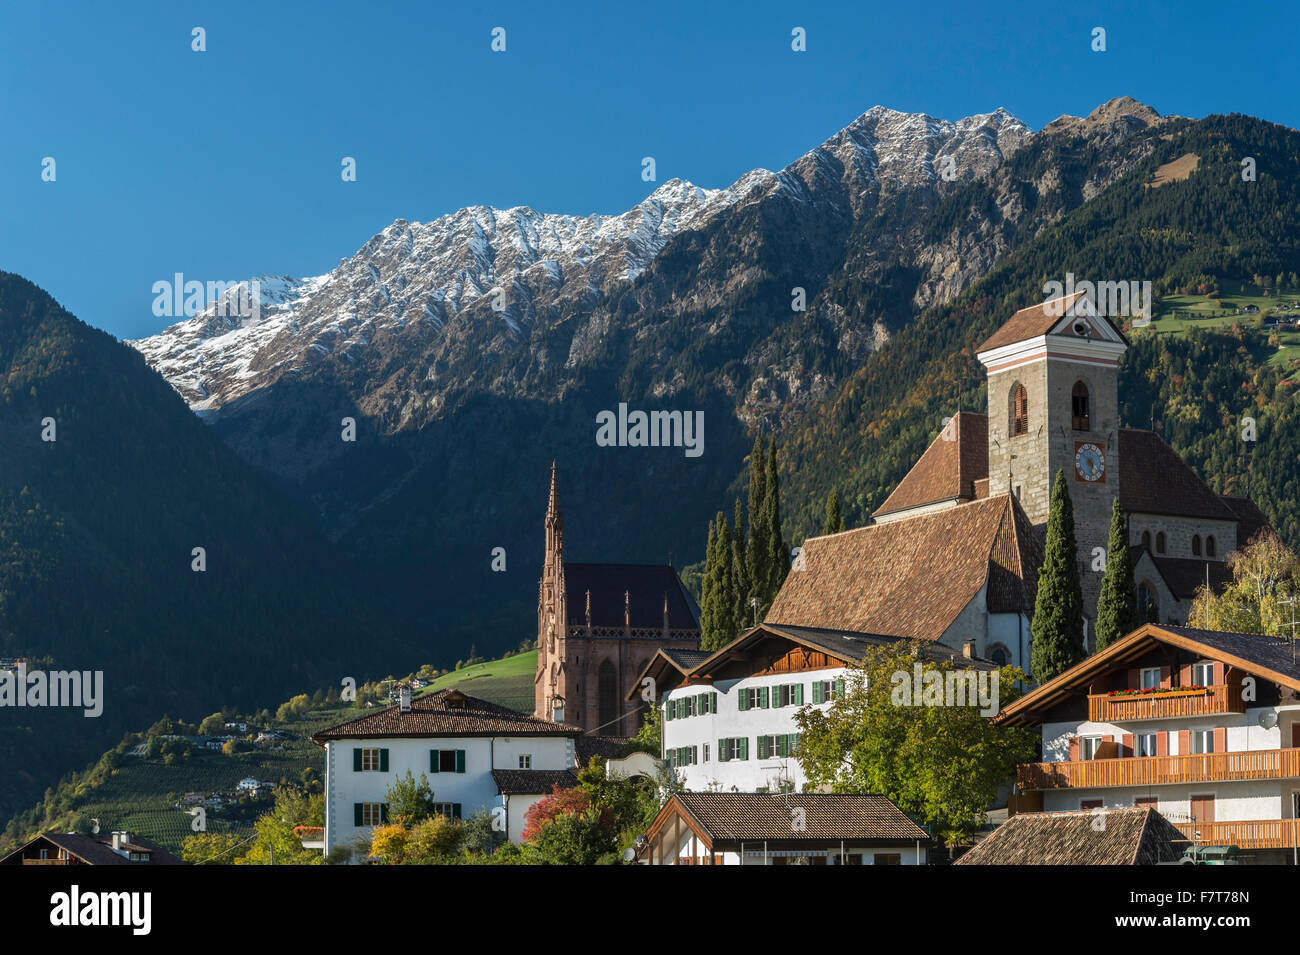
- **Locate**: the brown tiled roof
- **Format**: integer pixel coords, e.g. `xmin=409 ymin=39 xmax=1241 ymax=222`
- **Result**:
xmin=976 ymin=292 xmax=1089 ymax=353
xmin=669 ymin=793 xmax=930 ymax=844
xmin=759 ymin=625 xmax=999 ymax=670
xmin=1118 ymin=430 xmax=1237 ymax=520
xmin=576 ymin=735 xmax=629 ymax=763
xmin=492 ymin=769 xmax=578 ymax=795
xmin=563 ymin=563 xmax=700 ymax=631
xmin=955 ymin=808 xmax=1186 ymax=865
xmin=1220 ymin=495 xmax=1271 ymax=546
xmin=312 ymin=689 xmax=583 ymax=742
xmin=874 ymin=412 xmax=988 ymax=517
xmin=661 ymin=648 xmax=712 ymax=670
xmin=0 ymin=832 xmax=184 ymax=866
xmin=767 ymin=495 xmax=1037 ymax=641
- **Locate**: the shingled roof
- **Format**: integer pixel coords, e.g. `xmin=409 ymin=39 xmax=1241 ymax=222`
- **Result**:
xmin=312 ymin=689 xmax=583 ymax=742
xmin=955 ymin=808 xmax=1187 ymax=865
xmin=1118 ymin=429 xmax=1238 ymax=521
xmin=766 ymin=494 xmax=1039 ymax=641
xmin=491 ymin=768 xmax=578 ymax=795
xmin=976 ymin=291 xmax=1091 ymax=353
xmin=874 ymin=412 xmax=989 ymax=518
xmin=563 ymin=563 xmax=700 ymax=631
xmin=663 ymin=793 xmax=930 ymax=845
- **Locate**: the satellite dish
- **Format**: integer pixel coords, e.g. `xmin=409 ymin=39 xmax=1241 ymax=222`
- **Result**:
xmin=1259 ymin=711 xmax=1279 ymax=730
xmin=622 ymin=847 xmax=637 ymax=863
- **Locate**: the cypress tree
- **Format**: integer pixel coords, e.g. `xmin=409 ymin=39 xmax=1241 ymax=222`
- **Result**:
xmin=1030 ymin=470 xmax=1086 ymax=683
xmin=746 ymin=436 xmax=768 ymax=606
xmin=711 ymin=512 xmax=737 ymax=649
xmin=699 ymin=517 xmax=718 ymax=648
xmin=822 ymin=487 xmax=843 ymax=535
xmin=1095 ymin=499 xmax=1139 ymax=651
xmin=761 ymin=441 xmax=788 ymax=613
xmin=732 ymin=498 xmax=751 ymax=631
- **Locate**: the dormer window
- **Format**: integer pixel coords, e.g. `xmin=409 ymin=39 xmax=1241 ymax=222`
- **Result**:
xmin=1071 ymin=382 xmax=1090 ymax=431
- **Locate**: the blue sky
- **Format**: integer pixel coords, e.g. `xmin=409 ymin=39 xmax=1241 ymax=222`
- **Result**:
xmin=3 ymin=0 xmax=1297 ymax=341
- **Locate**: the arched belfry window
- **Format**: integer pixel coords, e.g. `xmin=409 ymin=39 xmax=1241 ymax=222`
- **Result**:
xmin=1156 ymin=531 xmax=1167 ymax=555
xmin=597 ymin=659 xmax=618 ymax=733
xmin=1206 ymin=535 xmax=1217 ymax=558
xmin=1072 ymin=381 xmax=1090 ymax=431
xmin=1141 ymin=530 xmax=1151 ymax=550
xmin=1192 ymin=535 xmax=1202 ymax=556
xmin=1011 ymin=383 xmax=1029 ymax=436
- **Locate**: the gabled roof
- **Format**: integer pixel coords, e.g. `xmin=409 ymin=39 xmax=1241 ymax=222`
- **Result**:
xmin=995 ymin=623 xmax=1300 ymax=726
xmin=651 ymin=793 xmax=930 ymax=847
xmin=1118 ymin=429 xmax=1237 ymax=521
xmin=312 ymin=689 xmax=583 ymax=742
xmin=955 ymin=808 xmax=1186 ymax=865
xmin=491 ymin=768 xmax=578 ymax=795
xmin=1221 ymin=495 xmax=1271 ymax=545
xmin=874 ymin=412 xmax=989 ymax=518
xmin=0 ymin=832 xmax=183 ymax=866
xmin=766 ymin=494 xmax=1039 ymax=642
xmin=977 ymin=291 xmax=1102 ymax=353
xmin=563 ymin=562 xmax=700 ymax=631
xmin=1131 ymin=548 xmax=1232 ymax=601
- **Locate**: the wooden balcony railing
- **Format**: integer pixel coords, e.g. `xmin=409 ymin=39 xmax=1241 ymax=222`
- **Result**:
xmin=1017 ymin=747 xmax=1300 ymax=791
xmin=1173 ymin=819 xmax=1300 ymax=850
xmin=1087 ymin=685 xmax=1246 ymax=722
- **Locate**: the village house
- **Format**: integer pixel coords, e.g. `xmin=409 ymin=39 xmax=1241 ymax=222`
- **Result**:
xmin=996 ymin=623 xmax=1300 ymax=864
xmin=312 ymin=687 xmax=584 ymax=857
xmin=1 ymin=831 xmax=183 ymax=866
xmin=637 ymin=626 xmax=996 ymax=792
xmin=637 ymin=793 xmax=930 ymax=865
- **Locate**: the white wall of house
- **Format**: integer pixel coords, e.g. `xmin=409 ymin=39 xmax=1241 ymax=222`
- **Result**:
xmin=1042 ymin=705 xmax=1297 ymax=761
xmin=661 ymin=669 xmax=846 ymax=792
xmin=1041 ymin=780 xmax=1285 ymax=825
xmin=322 ymin=735 xmax=574 ymax=856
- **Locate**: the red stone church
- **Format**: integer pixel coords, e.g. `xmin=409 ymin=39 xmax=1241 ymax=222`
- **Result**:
xmin=533 ymin=465 xmax=700 ymax=737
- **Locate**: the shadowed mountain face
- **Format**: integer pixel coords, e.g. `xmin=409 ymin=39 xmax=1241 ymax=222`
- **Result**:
xmin=121 ymin=100 xmax=1177 ymax=666
xmin=0 ymin=272 xmax=420 ymax=822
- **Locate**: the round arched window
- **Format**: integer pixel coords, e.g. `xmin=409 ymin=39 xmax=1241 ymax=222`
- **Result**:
xmin=1192 ymin=535 xmax=1202 ymax=556
xmin=1206 ymin=535 xmax=1217 ymax=557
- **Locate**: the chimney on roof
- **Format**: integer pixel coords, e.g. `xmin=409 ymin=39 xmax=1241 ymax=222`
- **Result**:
xmin=398 ymin=685 xmax=411 ymax=713
xmin=110 ymin=831 xmax=129 ymax=856
xmin=962 ymin=639 xmax=976 ymax=659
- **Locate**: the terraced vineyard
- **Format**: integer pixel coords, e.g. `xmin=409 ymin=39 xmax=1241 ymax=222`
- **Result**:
xmin=420 ymin=650 xmax=537 ymax=713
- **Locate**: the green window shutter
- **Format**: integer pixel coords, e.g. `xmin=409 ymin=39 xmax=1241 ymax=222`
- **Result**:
xmin=353 ymin=748 xmax=362 ymax=772
xmin=740 ymin=738 xmax=749 ymax=761
xmin=757 ymin=736 xmax=769 ymax=759
xmin=456 ymin=750 xmax=466 ymax=773
xmin=430 ymin=749 xmax=439 ymax=773
xmin=354 ymin=803 xmax=363 ymax=826
xmin=834 ymin=679 xmax=845 ymax=700
xmin=776 ymin=735 xmax=788 ymax=758
xmin=812 ymin=682 xmax=823 ymax=704
xmin=738 ymin=691 xmax=749 ymax=712
xmin=380 ymin=803 xmax=389 ymax=824
xmin=759 ymin=686 xmax=769 ymax=708
xmin=793 ymin=684 xmax=804 ymax=705
xmin=454 ymin=804 xmax=462 ymax=820
xmin=711 ymin=692 xmax=718 ymax=713
xmin=379 ymin=748 xmax=389 ymax=772
xmin=719 ymin=739 xmax=729 ymax=762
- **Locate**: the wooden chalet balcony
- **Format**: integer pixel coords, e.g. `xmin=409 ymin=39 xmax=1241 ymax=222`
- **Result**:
xmin=1087 ymin=685 xmax=1246 ymax=722
xmin=1173 ymin=819 xmax=1300 ymax=850
xmin=1017 ymin=747 xmax=1300 ymax=791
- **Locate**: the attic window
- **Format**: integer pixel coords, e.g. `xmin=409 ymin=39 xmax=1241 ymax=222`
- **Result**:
xmin=445 ymin=690 xmax=468 ymax=710
xmin=1071 ymin=382 xmax=1090 ymax=431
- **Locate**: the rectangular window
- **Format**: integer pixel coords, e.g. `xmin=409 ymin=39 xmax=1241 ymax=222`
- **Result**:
xmin=775 ymin=733 xmax=801 ymax=758
xmin=773 ymin=683 xmax=805 ymax=708
xmin=757 ymin=735 xmax=775 ymax=759
xmin=741 ymin=687 xmax=770 ymax=710
xmin=430 ymin=749 xmax=466 ymax=773
xmin=703 ymin=743 xmax=709 ymax=763
xmin=1135 ymin=733 xmax=1157 ymax=758
xmin=431 ymin=803 xmax=462 ymax=821
xmin=357 ymin=802 xmax=385 ymax=827
xmin=1191 ymin=730 xmax=1214 ymax=754
xmin=719 ymin=737 xmax=747 ymax=762
xmin=684 ymin=696 xmax=695 ymax=718
xmin=873 ymin=854 xmax=902 ymax=865
xmin=1139 ymin=667 xmax=1161 ymax=691
xmin=1192 ymin=662 xmax=1214 ymax=686
xmin=357 ymin=748 xmax=387 ymax=772
xmin=518 ymin=754 xmax=531 ymax=769
xmin=1081 ymin=736 xmax=1103 ymax=760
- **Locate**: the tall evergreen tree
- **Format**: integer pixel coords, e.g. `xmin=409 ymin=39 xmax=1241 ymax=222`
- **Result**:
xmin=760 ymin=441 xmax=788 ymax=615
xmin=746 ymin=436 xmax=768 ymax=606
xmin=1095 ymin=499 xmax=1139 ymax=651
xmin=822 ymin=487 xmax=844 ymax=535
xmin=1030 ymin=470 xmax=1086 ymax=683
xmin=700 ymin=517 xmax=718 ymax=647
xmin=711 ymin=512 xmax=737 ymax=649
xmin=732 ymin=498 xmax=751 ymax=632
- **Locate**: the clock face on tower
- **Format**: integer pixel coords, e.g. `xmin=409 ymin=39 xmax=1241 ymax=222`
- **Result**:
xmin=1074 ymin=441 xmax=1106 ymax=483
